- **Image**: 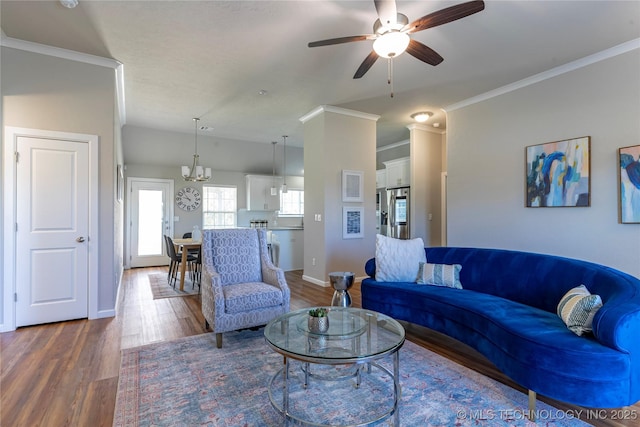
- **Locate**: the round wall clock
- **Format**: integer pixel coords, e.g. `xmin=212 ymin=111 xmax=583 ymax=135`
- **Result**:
xmin=175 ymin=187 xmax=201 ymax=211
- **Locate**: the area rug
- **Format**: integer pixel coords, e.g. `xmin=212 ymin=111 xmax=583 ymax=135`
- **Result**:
xmin=113 ymin=330 xmax=588 ymax=426
xmin=148 ymin=273 xmax=200 ymax=299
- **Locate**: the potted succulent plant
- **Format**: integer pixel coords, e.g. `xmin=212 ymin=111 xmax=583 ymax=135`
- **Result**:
xmin=308 ymin=307 xmax=329 ymax=333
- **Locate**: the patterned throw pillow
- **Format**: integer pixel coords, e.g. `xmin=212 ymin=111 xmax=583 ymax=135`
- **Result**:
xmin=416 ymin=262 xmax=463 ymax=289
xmin=557 ymin=285 xmax=603 ymax=336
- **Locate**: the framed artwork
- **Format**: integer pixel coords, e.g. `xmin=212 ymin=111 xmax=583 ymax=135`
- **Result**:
xmin=342 ymin=170 xmax=363 ymax=202
xmin=619 ymin=144 xmax=640 ymax=223
xmin=343 ymin=206 xmax=363 ymax=239
xmin=525 ymin=136 xmax=590 ymax=207
xmin=117 ymin=164 xmax=124 ymax=203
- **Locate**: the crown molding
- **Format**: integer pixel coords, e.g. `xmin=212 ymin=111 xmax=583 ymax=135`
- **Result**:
xmin=445 ymin=38 xmax=640 ymax=112
xmin=1 ymin=36 xmax=121 ymax=69
xmin=377 ymin=139 xmax=409 ymax=152
xmin=1 ymin=36 xmax=126 ymax=126
xmin=299 ymin=105 xmax=380 ymax=123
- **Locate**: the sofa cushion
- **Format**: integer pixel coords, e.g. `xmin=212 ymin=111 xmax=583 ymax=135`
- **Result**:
xmin=375 ymin=234 xmax=425 ymax=282
xmin=361 ymin=278 xmax=631 ymax=406
xmin=223 ymin=282 xmax=283 ymax=314
xmin=417 ymin=262 xmax=463 ymax=288
xmin=557 ymin=285 xmax=603 ymax=336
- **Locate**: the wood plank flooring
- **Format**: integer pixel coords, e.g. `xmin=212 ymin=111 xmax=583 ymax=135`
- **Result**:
xmin=1 ymin=267 xmax=638 ymax=426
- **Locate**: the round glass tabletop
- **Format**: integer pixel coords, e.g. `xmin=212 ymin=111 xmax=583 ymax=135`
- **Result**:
xmin=264 ymin=307 xmax=405 ymax=363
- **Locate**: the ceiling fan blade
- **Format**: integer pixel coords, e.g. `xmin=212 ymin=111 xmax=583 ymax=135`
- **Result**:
xmin=353 ymin=51 xmax=379 ymax=79
xmin=374 ymin=0 xmax=398 ymax=26
xmin=308 ymin=35 xmax=374 ymax=48
xmin=407 ymin=0 xmax=485 ymax=34
xmin=406 ymin=39 xmax=444 ymax=66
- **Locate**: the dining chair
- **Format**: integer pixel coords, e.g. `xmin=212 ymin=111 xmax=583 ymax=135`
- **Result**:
xmin=164 ymin=235 xmax=197 ymax=287
xmin=163 ymin=235 xmax=177 ymax=284
xmin=201 ymin=228 xmax=290 ymax=348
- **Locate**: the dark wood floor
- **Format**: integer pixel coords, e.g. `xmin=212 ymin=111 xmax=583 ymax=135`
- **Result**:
xmin=1 ymin=267 xmax=638 ymax=426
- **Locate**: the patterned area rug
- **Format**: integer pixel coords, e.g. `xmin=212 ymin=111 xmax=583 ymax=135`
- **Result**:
xmin=148 ymin=273 xmax=200 ymax=299
xmin=113 ymin=330 xmax=588 ymax=426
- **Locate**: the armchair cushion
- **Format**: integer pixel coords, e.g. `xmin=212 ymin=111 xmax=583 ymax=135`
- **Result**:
xmin=223 ymin=282 xmax=284 ymax=314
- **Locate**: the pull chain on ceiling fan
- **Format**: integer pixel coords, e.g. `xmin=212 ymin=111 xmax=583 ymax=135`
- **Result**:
xmin=308 ymin=0 xmax=485 ymax=97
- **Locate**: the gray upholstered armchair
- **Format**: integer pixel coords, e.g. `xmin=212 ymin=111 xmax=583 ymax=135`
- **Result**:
xmin=201 ymin=228 xmax=290 ymax=348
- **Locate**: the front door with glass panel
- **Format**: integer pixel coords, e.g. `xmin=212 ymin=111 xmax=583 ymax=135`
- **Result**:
xmin=129 ymin=178 xmax=173 ymax=267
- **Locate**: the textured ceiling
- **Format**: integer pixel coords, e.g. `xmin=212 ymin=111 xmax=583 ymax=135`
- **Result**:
xmin=1 ymin=0 xmax=639 ymax=148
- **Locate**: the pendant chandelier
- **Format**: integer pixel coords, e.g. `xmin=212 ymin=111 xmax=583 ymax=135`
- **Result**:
xmin=281 ymin=135 xmax=288 ymax=194
xmin=181 ymin=118 xmax=211 ymax=182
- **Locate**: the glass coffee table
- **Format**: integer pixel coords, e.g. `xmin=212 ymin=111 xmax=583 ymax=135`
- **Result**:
xmin=264 ymin=307 xmax=405 ymax=426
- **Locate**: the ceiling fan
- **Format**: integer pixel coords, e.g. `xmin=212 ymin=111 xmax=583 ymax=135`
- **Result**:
xmin=308 ymin=0 xmax=485 ymax=94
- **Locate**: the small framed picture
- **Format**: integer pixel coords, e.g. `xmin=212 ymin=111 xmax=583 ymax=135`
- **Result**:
xmin=619 ymin=144 xmax=640 ymax=223
xmin=342 ymin=170 xmax=363 ymax=202
xmin=343 ymin=206 xmax=363 ymax=239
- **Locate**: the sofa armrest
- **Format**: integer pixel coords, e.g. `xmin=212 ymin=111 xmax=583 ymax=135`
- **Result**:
xmin=365 ymin=258 xmax=376 ymax=278
xmin=593 ymin=302 xmax=640 ymax=354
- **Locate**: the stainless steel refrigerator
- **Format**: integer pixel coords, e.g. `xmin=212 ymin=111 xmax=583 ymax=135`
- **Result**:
xmin=387 ymin=187 xmax=410 ymax=239
xmin=376 ymin=189 xmax=388 ymax=236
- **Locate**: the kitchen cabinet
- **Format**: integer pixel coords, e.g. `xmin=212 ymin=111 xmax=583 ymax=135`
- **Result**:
xmin=383 ymin=157 xmax=410 ymax=188
xmin=246 ymin=175 xmax=282 ymax=211
xmin=376 ymin=169 xmax=386 ymax=189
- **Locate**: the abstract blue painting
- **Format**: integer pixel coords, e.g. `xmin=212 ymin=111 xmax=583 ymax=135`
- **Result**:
xmin=526 ymin=137 xmax=590 ymax=207
xmin=620 ymin=145 xmax=640 ymax=223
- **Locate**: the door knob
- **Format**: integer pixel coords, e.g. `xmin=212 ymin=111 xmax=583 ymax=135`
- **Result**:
xmin=76 ymin=236 xmax=85 ymax=243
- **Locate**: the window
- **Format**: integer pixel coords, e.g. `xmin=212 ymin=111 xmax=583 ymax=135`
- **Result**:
xmin=279 ymin=189 xmax=304 ymax=216
xmin=202 ymin=185 xmax=237 ymax=229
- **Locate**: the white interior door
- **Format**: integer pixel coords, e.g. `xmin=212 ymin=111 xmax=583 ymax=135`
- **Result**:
xmin=15 ymin=136 xmax=89 ymax=327
xmin=129 ymin=178 xmax=173 ymax=267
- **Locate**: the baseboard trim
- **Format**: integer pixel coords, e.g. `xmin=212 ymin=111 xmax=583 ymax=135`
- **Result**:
xmin=96 ymin=309 xmax=116 ymax=319
xmin=302 ymin=275 xmax=330 ymax=287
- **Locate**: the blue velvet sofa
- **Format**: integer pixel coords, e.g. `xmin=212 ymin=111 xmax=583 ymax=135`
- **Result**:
xmin=361 ymin=247 xmax=640 ymax=408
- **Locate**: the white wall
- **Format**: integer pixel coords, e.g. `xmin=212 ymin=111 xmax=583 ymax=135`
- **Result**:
xmin=409 ymin=125 xmax=444 ymax=246
xmin=446 ymin=48 xmax=640 ymax=277
xmin=1 ymin=46 xmax=119 ymax=323
xmin=123 ymin=124 xmax=304 ymax=176
xmin=302 ymin=107 xmax=378 ymax=284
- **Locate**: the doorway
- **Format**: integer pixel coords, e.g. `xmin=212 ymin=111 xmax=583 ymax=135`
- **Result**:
xmin=127 ymin=178 xmax=174 ymax=268
xmin=3 ymin=127 xmax=99 ymax=331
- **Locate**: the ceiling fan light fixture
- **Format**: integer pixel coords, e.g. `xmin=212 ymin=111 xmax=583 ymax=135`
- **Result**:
xmin=411 ymin=111 xmax=432 ymax=123
xmin=373 ymin=31 xmax=410 ymax=58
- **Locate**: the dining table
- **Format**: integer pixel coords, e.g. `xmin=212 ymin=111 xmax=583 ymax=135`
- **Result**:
xmin=171 ymin=237 xmax=202 ymax=291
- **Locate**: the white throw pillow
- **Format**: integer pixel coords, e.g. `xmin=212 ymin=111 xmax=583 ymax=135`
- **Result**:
xmin=557 ymin=285 xmax=603 ymax=336
xmin=375 ymin=234 xmax=426 ymax=282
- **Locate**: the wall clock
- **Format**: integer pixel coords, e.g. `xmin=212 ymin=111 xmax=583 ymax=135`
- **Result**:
xmin=175 ymin=187 xmax=201 ymax=211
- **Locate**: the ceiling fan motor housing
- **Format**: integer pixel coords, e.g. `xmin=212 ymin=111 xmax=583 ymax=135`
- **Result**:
xmin=373 ymin=13 xmax=409 ymax=35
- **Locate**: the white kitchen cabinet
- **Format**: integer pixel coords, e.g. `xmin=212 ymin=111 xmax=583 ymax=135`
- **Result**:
xmin=376 ymin=169 xmax=386 ymax=189
xmin=383 ymin=157 xmax=410 ymax=188
xmin=246 ymin=175 xmax=282 ymax=211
